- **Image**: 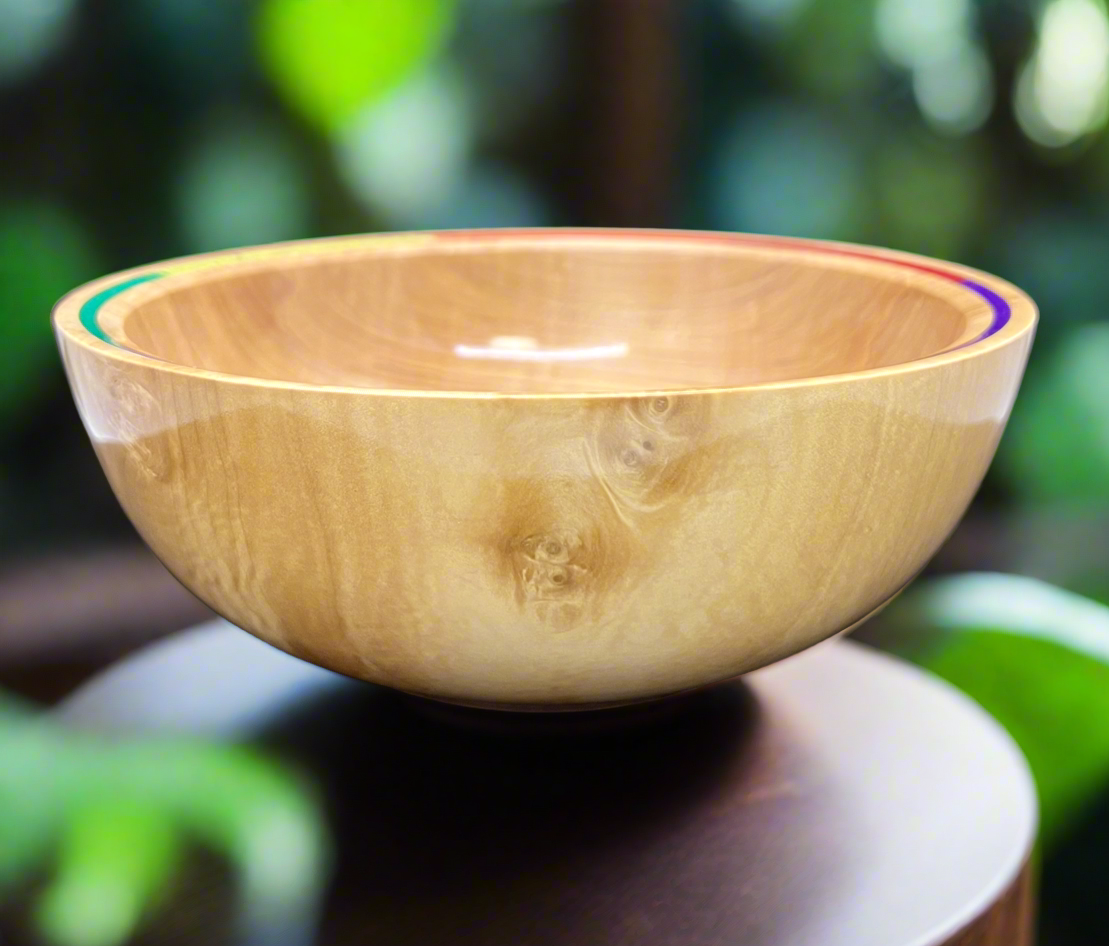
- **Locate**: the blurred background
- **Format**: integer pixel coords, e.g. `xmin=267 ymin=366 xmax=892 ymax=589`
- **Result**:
xmin=2 ymin=0 xmax=1109 ymax=943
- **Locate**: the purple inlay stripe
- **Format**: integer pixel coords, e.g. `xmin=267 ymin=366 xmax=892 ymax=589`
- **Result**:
xmin=78 ymin=236 xmax=1015 ymax=365
xmin=956 ymin=279 xmax=1011 ymax=349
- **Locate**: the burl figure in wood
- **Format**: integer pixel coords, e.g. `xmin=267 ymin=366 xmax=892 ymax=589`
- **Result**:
xmin=53 ymin=229 xmax=1036 ymax=710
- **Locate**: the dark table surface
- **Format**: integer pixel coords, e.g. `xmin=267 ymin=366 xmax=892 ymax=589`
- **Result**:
xmin=38 ymin=626 xmax=1038 ymax=946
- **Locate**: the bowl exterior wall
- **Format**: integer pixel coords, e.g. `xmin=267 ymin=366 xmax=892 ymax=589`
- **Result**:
xmin=58 ymin=334 xmax=1032 ymax=707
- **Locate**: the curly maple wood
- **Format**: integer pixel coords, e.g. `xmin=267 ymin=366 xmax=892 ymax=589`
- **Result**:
xmin=52 ymin=230 xmax=1037 ymax=708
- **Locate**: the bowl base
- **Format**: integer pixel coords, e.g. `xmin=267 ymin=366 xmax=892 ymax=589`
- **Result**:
xmin=397 ymin=591 xmax=905 ymax=719
xmin=397 ymin=682 xmax=726 ymax=734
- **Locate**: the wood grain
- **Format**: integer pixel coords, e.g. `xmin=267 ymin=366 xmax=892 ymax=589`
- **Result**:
xmin=52 ymin=230 xmax=1037 ymax=708
xmin=104 ymin=241 xmax=985 ymax=391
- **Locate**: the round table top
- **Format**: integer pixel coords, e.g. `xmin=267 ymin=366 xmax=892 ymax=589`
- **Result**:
xmin=58 ymin=625 xmax=1037 ymax=946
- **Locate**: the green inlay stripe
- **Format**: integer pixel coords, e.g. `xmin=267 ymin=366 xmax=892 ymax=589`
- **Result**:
xmin=79 ymin=273 xmax=166 ymax=344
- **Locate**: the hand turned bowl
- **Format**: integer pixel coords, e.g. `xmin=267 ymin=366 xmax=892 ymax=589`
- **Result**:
xmin=53 ymin=229 xmax=1036 ymax=710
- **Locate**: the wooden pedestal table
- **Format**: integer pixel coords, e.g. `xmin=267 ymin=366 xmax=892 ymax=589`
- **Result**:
xmin=56 ymin=623 xmax=1037 ymax=946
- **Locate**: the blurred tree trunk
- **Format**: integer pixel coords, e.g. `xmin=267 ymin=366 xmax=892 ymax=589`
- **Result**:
xmin=575 ymin=0 xmax=680 ymax=226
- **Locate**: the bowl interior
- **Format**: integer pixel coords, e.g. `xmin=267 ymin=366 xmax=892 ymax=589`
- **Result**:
xmin=111 ymin=235 xmax=987 ymax=394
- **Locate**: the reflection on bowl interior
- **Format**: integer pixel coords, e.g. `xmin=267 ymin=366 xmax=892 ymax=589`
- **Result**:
xmin=109 ymin=238 xmax=979 ymax=393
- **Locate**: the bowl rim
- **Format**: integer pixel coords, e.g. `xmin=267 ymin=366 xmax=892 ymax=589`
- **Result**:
xmin=52 ymin=227 xmax=1038 ymax=399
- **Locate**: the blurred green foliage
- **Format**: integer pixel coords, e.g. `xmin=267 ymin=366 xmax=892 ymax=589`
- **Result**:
xmin=175 ymin=109 xmax=310 ymax=252
xmin=0 ymin=204 xmax=98 ymax=431
xmin=4 ymin=0 xmax=1109 ymax=942
xmin=255 ymin=0 xmax=456 ymax=132
xmin=712 ymin=101 xmax=870 ymax=239
xmin=874 ymin=137 xmax=989 ymax=260
xmin=0 ymin=696 xmax=328 ymax=946
xmin=998 ymin=323 xmax=1109 ymax=505
xmin=783 ymin=0 xmax=879 ymax=98
xmin=875 ymin=574 xmax=1109 ymax=847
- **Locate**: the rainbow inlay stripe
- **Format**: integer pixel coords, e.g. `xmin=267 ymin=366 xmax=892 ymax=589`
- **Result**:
xmin=77 ymin=233 xmax=1011 ymax=356
xmin=79 ymin=273 xmax=164 ymax=344
xmin=954 ymin=280 xmax=1011 ymax=348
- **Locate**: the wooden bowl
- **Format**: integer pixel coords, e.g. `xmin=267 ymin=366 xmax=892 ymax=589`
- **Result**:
xmin=53 ymin=229 xmax=1036 ymax=710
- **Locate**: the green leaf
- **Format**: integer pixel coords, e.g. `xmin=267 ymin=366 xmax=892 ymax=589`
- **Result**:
xmin=0 ymin=799 xmax=56 ymax=892
xmin=0 ymin=703 xmax=328 ymax=946
xmin=34 ymin=800 xmax=181 ymax=946
xmin=110 ymin=740 xmax=330 ymax=938
xmin=0 ymin=702 xmax=72 ymax=889
xmin=874 ymin=572 xmax=1109 ymax=847
xmin=255 ymin=0 xmax=456 ymax=133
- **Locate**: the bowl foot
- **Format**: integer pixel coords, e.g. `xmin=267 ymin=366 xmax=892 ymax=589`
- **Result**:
xmin=396 ymin=681 xmax=737 ymax=734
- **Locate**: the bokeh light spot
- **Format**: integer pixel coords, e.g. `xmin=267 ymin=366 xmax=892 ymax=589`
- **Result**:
xmin=711 ymin=102 xmax=867 ymax=240
xmin=874 ymin=0 xmax=971 ymax=69
xmin=725 ymin=0 xmax=812 ymax=34
xmin=1014 ymin=0 xmax=1109 ymax=147
xmin=912 ymin=38 xmax=994 ymax=135
xmin=174 ymin=112 xmax=311 ymax=253
xmin=256 ymin=0 xmax=455 ymax=132
xmin=400 ymin=162 xmax=550 ymax=231
xmin=0 ymin=0 xmax=76 ymax=84
xmin=334 ymin=67 xmax=473 ymax=227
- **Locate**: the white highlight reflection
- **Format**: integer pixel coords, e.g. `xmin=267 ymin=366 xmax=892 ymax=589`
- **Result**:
xmin=454 ymin=342 xmax=629 ymax=363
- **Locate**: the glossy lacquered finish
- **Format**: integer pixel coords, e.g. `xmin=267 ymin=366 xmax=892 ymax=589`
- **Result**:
xmin=52 ymin=230 xmax=1037 ymax=709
